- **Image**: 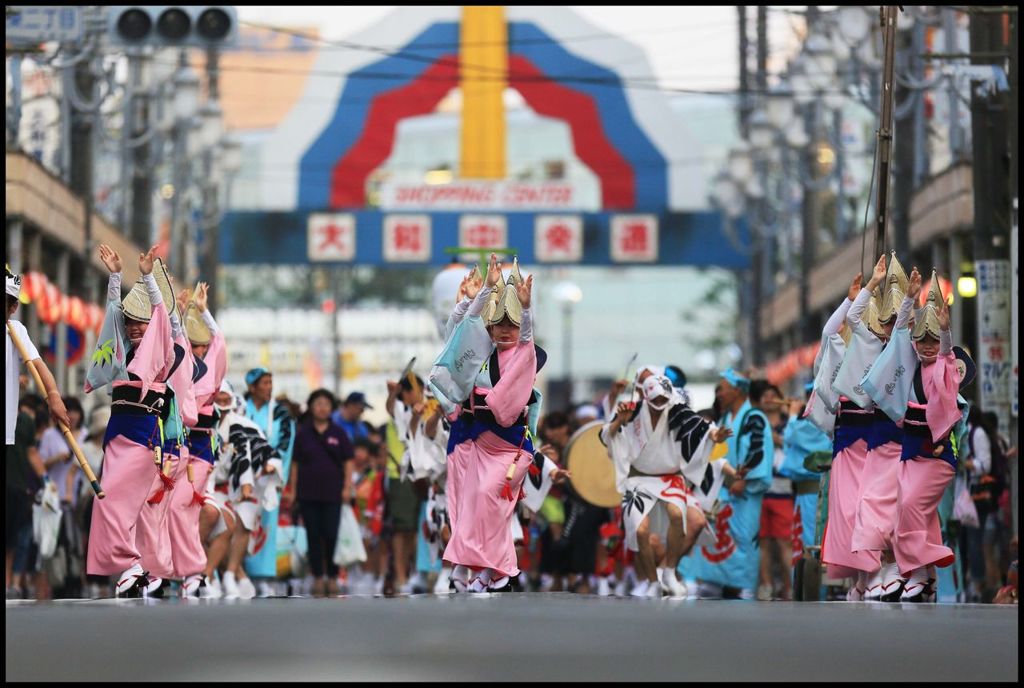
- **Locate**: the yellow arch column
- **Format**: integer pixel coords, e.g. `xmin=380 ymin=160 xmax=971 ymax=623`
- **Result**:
xmin=459 ymin=6 xmax=507 ymax=179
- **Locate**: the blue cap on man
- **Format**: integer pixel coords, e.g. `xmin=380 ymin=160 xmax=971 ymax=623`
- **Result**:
xmin=342 ymin=391 xmax=374 ymax=410
xmin=245 ymin=367 xmax=271 ymax=387
xmin=719 ymin=367 xmax=750 ymax=391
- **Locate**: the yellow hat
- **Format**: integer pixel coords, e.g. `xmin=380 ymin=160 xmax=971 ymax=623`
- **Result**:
xmin=184 ymin=302 xmax=211 ymax=345
xmin=483 ymin=257 xmax=524 ymax=327
xmin=121 ymin=258 xmax=177 ymax=323
xmin=912 ymin=269 xmax=946 ymax=341
xmin=864 ymin=287 xmax=886 ymax=338
xmin=878 ymin=251 xmax=909 ymax=324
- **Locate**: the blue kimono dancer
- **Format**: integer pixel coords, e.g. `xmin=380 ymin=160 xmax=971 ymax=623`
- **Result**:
xmin=779 ymin=416 xmax=832 ymax=551
xmin=244 ymin=398 xmax=296 ymax=579
xmin=687 ymin=399 xmax=774 ymax=594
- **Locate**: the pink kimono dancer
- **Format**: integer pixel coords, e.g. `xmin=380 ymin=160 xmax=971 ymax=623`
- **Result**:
xmin=821 ymin=401 xmax=881 ymax=578
xmin=851 ymin=412 xmax=902 ymax=553
xmin=136 ymin=440 xmax=187 ymax=580
xmin=86 ymin=390 xmax=166 ymax=576
xmin=168 ymin=430 xmax=217 ymax=579
xmin=892 ymin=401 xmax=958 ymax=577
xmin=443 ymin=343 xmax=537 ymax=579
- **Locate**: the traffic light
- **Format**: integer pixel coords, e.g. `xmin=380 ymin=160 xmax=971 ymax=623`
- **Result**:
xmin=106 ymin=6 xmax=237 ymax=48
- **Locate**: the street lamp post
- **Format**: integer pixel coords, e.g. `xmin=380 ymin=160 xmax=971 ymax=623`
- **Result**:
xmin=167 ymin=52 xmax=199 ymax=274
xmin=553 ymin=281 xmax=582 ymax=404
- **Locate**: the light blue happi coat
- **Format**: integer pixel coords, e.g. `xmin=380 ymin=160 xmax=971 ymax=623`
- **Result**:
xmin=686 ymin=400 xmax=774 ymax=591
xmin=780 ymin=416 xmax=831 ymax=548
xmin=244 ymin=398 xmax=295 ymax=578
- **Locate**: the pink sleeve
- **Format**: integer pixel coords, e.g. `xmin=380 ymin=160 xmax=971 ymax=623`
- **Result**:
xmin=170 ymin=329 xmax=198 ymax=427
xmin=127 ymin=301 xmax=173 ymax=400
xmin=924 ymin=352 xmax=960 ymax=442
xmin=210 ymin=331 xmax=228 ymax=389
xmin=484 ymin=343 xmax=537 ymax=427
xmin=191 ymin=331 xmax=227 ymax=410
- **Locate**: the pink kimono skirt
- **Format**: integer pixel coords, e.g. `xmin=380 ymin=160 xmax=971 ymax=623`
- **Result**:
xmin=821 ymin=402 xmax=880 ymax=578
xmin=442 ymin=430 xmax=532 ymax=577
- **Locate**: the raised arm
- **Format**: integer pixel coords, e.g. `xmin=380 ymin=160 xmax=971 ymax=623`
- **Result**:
xmin=823 ymin=273 xmax=861 ymax=336
xmin=848 ymin=254 xmax=887 ymax=326
xmin=517 ymin=274 xmax=534 ymax=342
xmin=896 ymin=268 xmax=921 ymax=330
xmin=98 ymin=244 xmax=123 ymax=304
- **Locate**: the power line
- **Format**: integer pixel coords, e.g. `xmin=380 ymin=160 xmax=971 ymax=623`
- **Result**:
xmin=230 ymin=18 xmax=742 ymax=52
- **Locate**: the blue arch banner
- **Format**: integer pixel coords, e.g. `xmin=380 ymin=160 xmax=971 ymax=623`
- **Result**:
xmin=219 ymin=210 xmax=751 ymax=269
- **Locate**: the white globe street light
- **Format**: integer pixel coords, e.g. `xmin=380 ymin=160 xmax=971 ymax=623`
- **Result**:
xmin=803 ymin=34 xmax=837 ymax=93
xmin=785 ymin=117 xmax=810 ymax=148
xmin=728 ymin=143 xmax=755 ymax=186
xmin=837 ymin=6 xmax=873 ymax=45
xmin=198 ymin=100 xmax=224 ymax=151
xmin=220 ymin=136 xmax=242 ymax=175
xmin=172 ymin=64 xmax=200 ymax=122
xmin=766 ymin=82 xmax=796 ymax=131
xmin=749 ymin=108 xmax=776 ymax=151
xmin=712 ymin=173 xmax=744 ymax=218
xmin=552 ymin=281 xmax=583 ymax=305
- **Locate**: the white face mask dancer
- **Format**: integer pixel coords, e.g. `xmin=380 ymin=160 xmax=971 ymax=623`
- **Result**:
xmin=642 ymin=375 xmax=672 ymax=410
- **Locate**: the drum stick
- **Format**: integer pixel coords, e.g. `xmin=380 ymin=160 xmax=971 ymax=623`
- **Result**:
xmin=7 ymin=322 xmax=105 ymax=499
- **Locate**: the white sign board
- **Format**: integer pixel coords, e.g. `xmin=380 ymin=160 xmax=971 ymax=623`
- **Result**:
xmin=6 ymin=6 xmax=82 ymax=44
xmin=534 ymin=215 xmax=583 ymax=263
xmin=976 ymin=259 xmax=1011 ymax=435
xmin=380 ymin=181 xmax=582 ymax=210
xmin=383 ymin=215 xmax=431 ymax=262
xmin=610 ymin=215 xmax=658 ymax=262
xmin=308 ymin=213 xmax=355 ymax=262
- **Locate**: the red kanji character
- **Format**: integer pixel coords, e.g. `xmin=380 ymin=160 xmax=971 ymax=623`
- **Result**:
xmin=545 ymin=224 xmax=572 ymax=253
xmin=621 ymin=223 xmax=649 ymax=254
xmin=700 ymin=504 xmax=736 ymax=563
xmin=468 ymin=224 xmax=499 ymax=246
xmin=317 ymin=223 xmax=347 ymax=252
xmin=394 ymin=224 xmax=422 ymax=252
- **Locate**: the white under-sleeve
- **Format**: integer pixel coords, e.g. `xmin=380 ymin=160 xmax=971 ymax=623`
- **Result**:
xmin=451 ymin=297 xmax=470 ymax=322
xmin=846 ymin=288 xmax=873 ymax=326
xmin=142 ymin=274 xmax=162 ymax=306
xmin=939 ymin=328 xmax=952 ymax=355
xmin=823 ymin=298 xmax=852 ymax=336
xmin=107 ymin=272 xmax=122 ymax=303
xmin=201 ymin=310 xmax=219 ymax=335
xmin=467 ymin=285 xmax=493 ymax=318
xmin=170 ymin=310 xmax=184 ymax=339
xmin=519 ymin=307 xmax=533 ymax=342
xmin=895 ymin=295 xmax=914 ymax=330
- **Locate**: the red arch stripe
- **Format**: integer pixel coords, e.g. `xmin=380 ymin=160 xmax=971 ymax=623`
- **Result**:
xmin=328 ymin=54 xmax=635 ymax=209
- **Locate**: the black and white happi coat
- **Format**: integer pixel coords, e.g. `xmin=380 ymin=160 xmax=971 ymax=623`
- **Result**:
xmin=215 ymin=409 xmax=282 ymax=531
xmin=601 ymin=392 xmax=726 ymax=552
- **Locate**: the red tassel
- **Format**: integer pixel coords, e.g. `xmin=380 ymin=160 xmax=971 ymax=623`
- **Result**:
xmin=517 ymin=487 xmax=526 ymax=502
xmin=500 ymin=482 xmax=515 ymax=501
xmin=147 ymin=473 xmax=176 ymax=505
xmin=190 ymin=490 xmax=206 ymax=508
xmin=528 ymin=462 xmax=541 ymax=477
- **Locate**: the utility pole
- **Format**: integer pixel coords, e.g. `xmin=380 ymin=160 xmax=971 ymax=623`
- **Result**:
xmin=1009 ymin=7 xmax=1019 ymax=537
xmin=874 ymin=6 xmax=899 ymax=259
xmin=891 ymin=12 xmax=917 ymax=261
xmin=751 ymin=5 xmax=767 ymax=365
xmin=128 ymin=48 xmax=153 ymax=250
xmin=201 ymin=46 xmax=221 ymax=311
xmin=799 ymin=6 xmax=822 ymax=346
xmin=969 ymin=8 xmax=1013 ymax=447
